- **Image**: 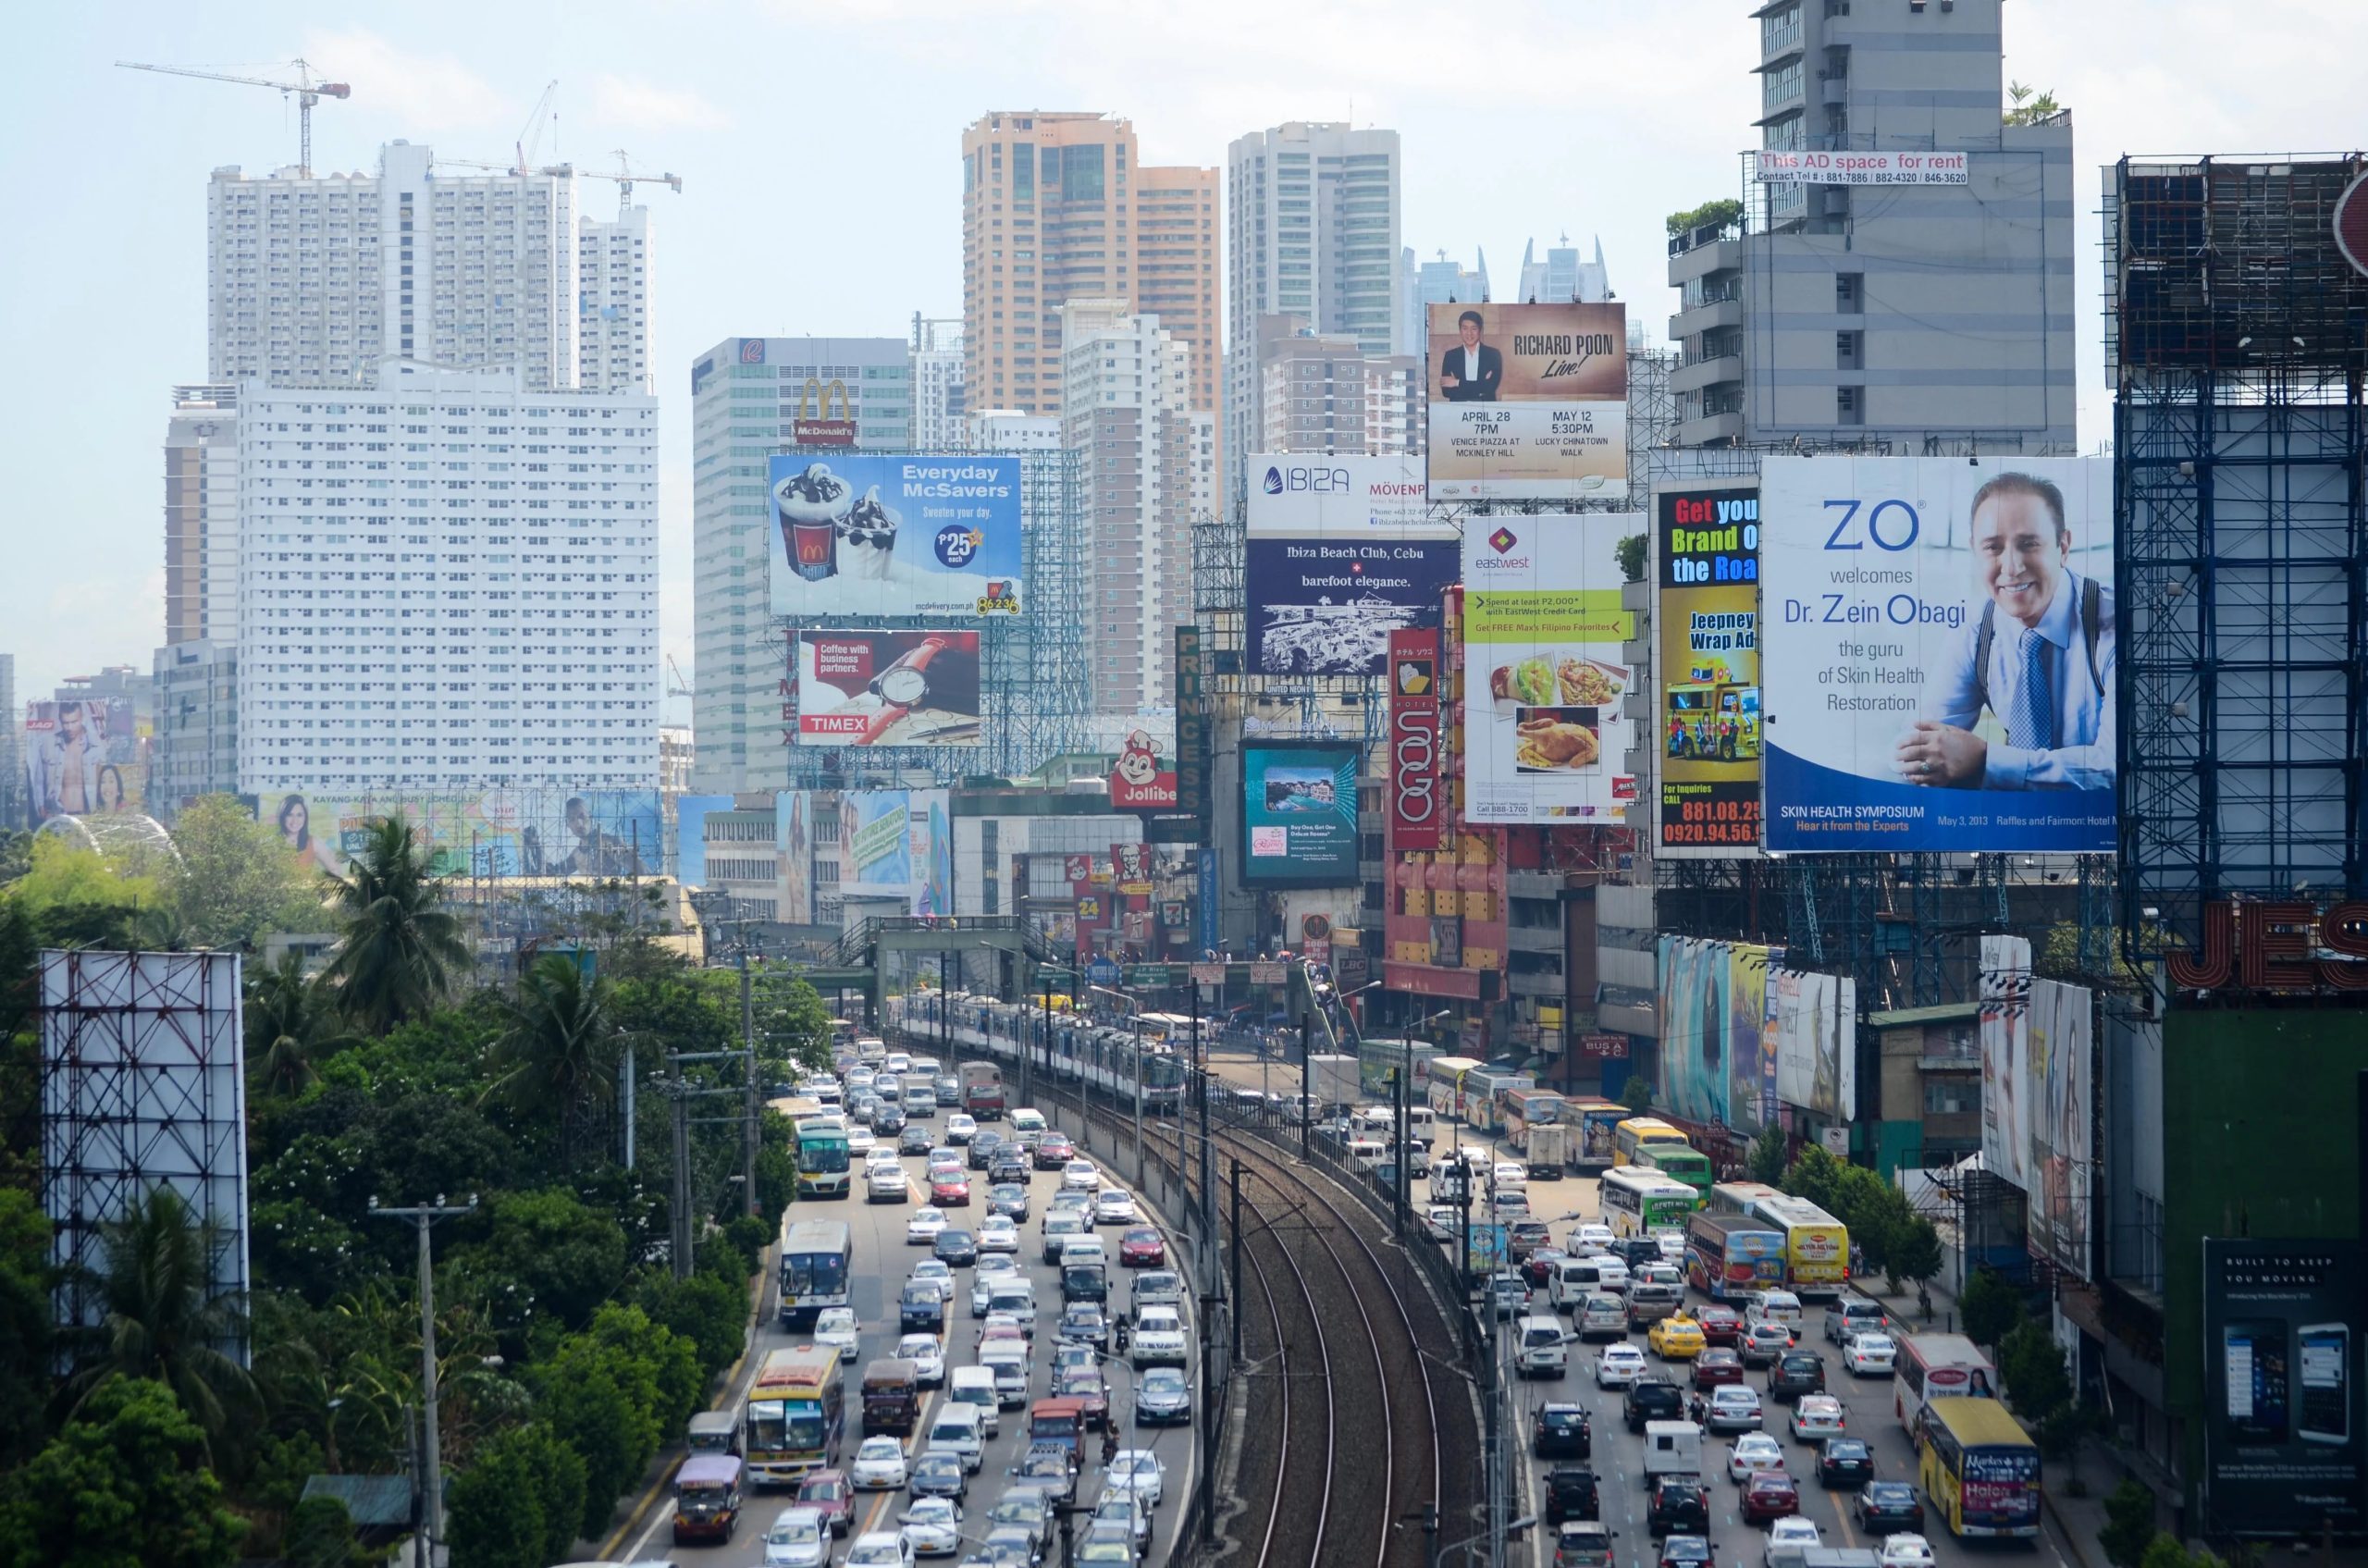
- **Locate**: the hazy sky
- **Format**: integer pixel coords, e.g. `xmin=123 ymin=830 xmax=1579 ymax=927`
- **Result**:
xmin=5 ymin=0 xmax=2362 ymax=713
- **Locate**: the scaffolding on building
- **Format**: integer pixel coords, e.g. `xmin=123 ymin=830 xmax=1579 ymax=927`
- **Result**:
xmin=2105 ymin=154 xmax=2368 ymax=956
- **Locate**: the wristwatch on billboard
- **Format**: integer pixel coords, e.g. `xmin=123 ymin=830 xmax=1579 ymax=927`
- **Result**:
xmin=857 ymin=636 xmax=962 ymax=744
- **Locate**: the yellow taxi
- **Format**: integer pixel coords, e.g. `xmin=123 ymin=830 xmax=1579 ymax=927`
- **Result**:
xmin=1648 ymin=1313 xmax=1708 ymax=1361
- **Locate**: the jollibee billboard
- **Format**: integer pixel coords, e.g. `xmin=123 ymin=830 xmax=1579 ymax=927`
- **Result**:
xmin=1760 ymin=457 xmax=2115 ymax=852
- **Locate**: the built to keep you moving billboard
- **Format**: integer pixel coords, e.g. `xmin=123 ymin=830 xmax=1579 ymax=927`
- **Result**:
xmin=1425 ymin=302 xmax=1628 ymax=501
xmin=768 ymin=453 xmax=1023 ymax=620
xmin=1760 ymin=458 xmax=2115 ymax=852
xmin=2202 ymin=1240 xmax=2365 ymax=1537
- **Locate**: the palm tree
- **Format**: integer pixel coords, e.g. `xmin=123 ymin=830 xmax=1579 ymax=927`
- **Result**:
xmin=321 ymin=814 xmax=469 ymax=1032
xmin=246 ymin=949 xmax=358 ymax=1098
xmin=56 ymin=1185 xmax=261 ymax=1459
xmin=486 ymin=953 xmax=622 ymax=1164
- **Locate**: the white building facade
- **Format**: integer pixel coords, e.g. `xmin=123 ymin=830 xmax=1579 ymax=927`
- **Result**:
xmin=577 ymin=205 xmax=653 ymax=395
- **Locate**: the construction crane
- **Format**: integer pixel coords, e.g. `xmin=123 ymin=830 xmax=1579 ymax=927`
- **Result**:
xmin=118 ymin=58 xmax=351 ymax=178
xmin=600 ymin=149 xmax=683 ymax=219
xmin=432 ymin=154 xmax=682 ymax=220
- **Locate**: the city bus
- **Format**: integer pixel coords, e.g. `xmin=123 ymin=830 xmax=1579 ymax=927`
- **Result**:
xmin=1424 ymin=1057 xmax=1486 ymax=1124
xmin=1613 ymin=1116 xmax=1692 ymax=1166
xmin=1461 ymin=1067 xmax=1534 ymax=1132
xmin=794 ymin=1118 xmax=851 ymax=1201
xmin=1501 ymin=1088 xmax=1567 ymax=1154
xmin=1631 ymin=1141 xmax=1714 ymax=1196
xmin=778 ymin=1219 xmax=854 ymax=1330
xmin=1359 ymin=1036 xmax=1449 ymax=1098
xmin=1707 ymin=1180 xmax=1786 ymax=1218
xmin=1918 ymin=1397 xmax=2041 ymax=1538
xmin=1133 ymin=1012 xmax=1197 ymax=1046
xmin=1745 ymin=1193 xmax=1850 ymax=1299
xmin=1684 ymin=1210 xmax=1787 ymax=1301
xmin=1562 ymin=1098 xmax=1632 ymax=1173
xmin=1599 ymin=1167 xmax=1702 ymax=1240
xmin=1896 ymin=1333 xmax=2001 ymax=1443
xmin=744 ymin=1345 xmax=846 ymax=1486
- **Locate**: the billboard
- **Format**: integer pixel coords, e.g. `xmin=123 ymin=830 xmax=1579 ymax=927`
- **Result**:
xmin=1110 ymin=729 xmax=1178 ymax=811
xmin=1761 ymin=458 xmax=2115 ymax=853
xmin=1247 ymin=453 xmax=1446 ymax=537
xmin=2027 ymin=978 xmax=2093 ymax=1278
xmin=1388 ymin=629 xmax=1443 ymax=851
xmin=24 ymin=698 xmax=144 ymax=821
xmin=1461 ymin=515 xmax=1638 ymax=823
xmin=1425 ymin=302 xmax=1628 ymax=500
xmin=1656 ymin=488 xmax=1762 ymax=855
xmin=1247 ymin=537 xmax=1458 ymax=676
xmin=1978 ymin=934 xmax=2034 ymax=1191
xmin=1769 ymin=967 xmax=1857 ymax=1123
xmin=787 ymin=788 xmax=953 ymax=918
xmin=1655 ymin=935 xmax=1771 ymax=1133
xmin=1756 ymin=150 xmax=1968 ymax=186
xmin=673 ymin=794 xmax=734 ymax=887
xmin=791 ymin=629 xmax=982 ymax=747
xmin=2202 ymin=1240 xmax=2365 ymax=1536
xmin=767 ymin=453 xmax=1023 ymax=620
xmin=258 ymin=789 xmax=661 ymax=878
xmin=1174 ymin=626 xmax=1208 ymax=828
xmin=1240 ymin=742 xmax=1359 ymax=888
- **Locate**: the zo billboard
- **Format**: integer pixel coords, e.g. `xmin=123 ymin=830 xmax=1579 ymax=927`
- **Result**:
xmin=1248 ymin=453 xmax=1446 ymax=537
xmin=768 ymin=453 xmax=1023 ymax=621
xmin=1388 ymin=629 xmax=1443 ymax=851
xmin=791 ymin=629 xmax=982 ymax=747
xmin=1761 ymin=458 xmax=2115 ymax=852
xmin=1655 ymin=487 xmax=1762 ymax=855
xmin=1246 ymin=537 xmax=1458 ymax=676
xmin=1425 ymin=302 xmax=1628 ymax=501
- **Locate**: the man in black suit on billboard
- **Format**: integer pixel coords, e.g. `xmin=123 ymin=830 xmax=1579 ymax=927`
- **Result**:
xmin=1437 ymin=309 xmax=1503 ymax=401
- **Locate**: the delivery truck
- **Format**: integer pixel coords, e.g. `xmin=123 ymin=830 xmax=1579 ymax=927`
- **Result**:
xmin=1308 ymin=1054 xmax=1363 ymax=1114
xmin=1524 ymin=1122 xmax=1571 ymax=1179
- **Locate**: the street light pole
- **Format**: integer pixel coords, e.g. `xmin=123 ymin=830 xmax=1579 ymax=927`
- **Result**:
xmin=370 ymin=1194 xmax=475 ymax=1568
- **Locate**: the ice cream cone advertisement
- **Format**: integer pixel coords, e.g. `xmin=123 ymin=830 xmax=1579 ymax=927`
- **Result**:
xmin=768 ymin=453 xmax=1022 ymax=620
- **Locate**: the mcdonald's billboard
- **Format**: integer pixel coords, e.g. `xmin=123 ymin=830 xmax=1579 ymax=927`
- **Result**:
xmin=769 ymin=452 xmax=1025 ymax=621
xmin=792 ymin=377 xmax=857 ymax=447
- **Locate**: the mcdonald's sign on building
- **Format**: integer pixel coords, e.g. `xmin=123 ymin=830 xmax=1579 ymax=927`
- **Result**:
xmin=793 ymin=378 xmax=857 ymax=447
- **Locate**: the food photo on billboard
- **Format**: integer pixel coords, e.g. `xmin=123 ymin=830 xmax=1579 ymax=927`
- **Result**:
xmin=1761 ymin=457 xmax=2115 ymax=852
xmin=1239 ymin=741 xmax=1360 ymax=888
xmin=1425 ymin=302 xmax=1628 ymax=500
xmin=768 ymin=453 xmax=1023 ymax=620
xmin=792 ymin=629 xmax=982 ymax=747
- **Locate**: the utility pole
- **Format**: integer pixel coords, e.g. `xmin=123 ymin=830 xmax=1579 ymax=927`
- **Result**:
xmin=1393 ymin=1063 xmax=1410 ymax=1239
xmin=369 ymin=1195 xmax=475 ymax=1568
xmin=740 ymin=957 xmax=759 ymax=1217
xmin=1229 ymin=1157 xmax=1242 ymax=1358
xmin=672 ymin=1068 xmax=695 ymax=1278
xmin=623 ymin=1041 xmax=636 ymax=1169
xmin=1298 ymin=1017 xmax=1312 ymax=1155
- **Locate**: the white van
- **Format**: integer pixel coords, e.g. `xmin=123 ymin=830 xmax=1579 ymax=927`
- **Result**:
xmin=923 ymin=1401 xmax=986 ymax=1473
xmin=1009 ymin=1107 xmax=1049 ymax=1138
xmin=1744 ymin=1289 xmax=1805 ymax=1333
xmin=1516 ymin=1315 xmax=1574 ymax=1378
xmin=983 ymin=1345 xmax=1030 ymax=1409
xmin=1641 ymin=1418 xmax=1704 ymax=1482
xmin=1059 ymin=1235 xmax=1108 ymax=1271
xmin=1549 ymin=1256 xmax=1629 ymax=1308
xmin=1346 ymin=1139 xmax=1386 ymax=1173
xmin=948 ymin=1366 xmax=1003 ymax=1437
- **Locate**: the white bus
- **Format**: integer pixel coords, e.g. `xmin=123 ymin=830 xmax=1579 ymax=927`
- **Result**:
xmin=1599 ymin=1167 xmax=1701 ymax=1240
xmin=1459 ymin=1067 xmax=1534 ymax=1132
xmin=1424 ymin=1056 xmax=1486 ymax=1122
xmin=778 ymin=1218 xmax=854 ymax=1330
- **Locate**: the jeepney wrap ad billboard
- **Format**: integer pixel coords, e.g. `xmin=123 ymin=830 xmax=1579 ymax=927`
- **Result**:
xmin=791 ymin=629 xmax=983 ymax=747
xmin=1656 ymin=486 xmax=1762 ymax=855
xmin=1426 ymin=302 xmax=1629 ymax=501
xmin=768 ymin=453 xmax=1023 ymax=620
xmin=1240 ymin=741 xmax=1360 ymax=888
xmin=1759 ymin=457 xmax=2115 ymax=853
xmin=1246 ymin=537 xmax=1459 ymax=676
xmin=1979 ymin=933 xmax=2035 ymax=1192
xmin=2202 ymin=1240 xmax=2365 ymax=1537
xmin=1248 ymin=453 xmax=1448 ymax=537
xmin=2027 ymin=977 xmax=2093 ymax=1278
xmin=1388 ymin=628 xmax=1444 ymax=852
xmin=1462 ymin=516 xmax=1638 ymax=823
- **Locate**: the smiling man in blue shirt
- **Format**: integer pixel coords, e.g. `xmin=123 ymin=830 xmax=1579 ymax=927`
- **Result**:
xmin=1894 ymin=471 xmax=2115 ymax=792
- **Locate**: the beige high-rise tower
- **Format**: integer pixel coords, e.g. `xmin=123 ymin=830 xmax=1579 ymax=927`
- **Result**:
xmin=960 ymin=112 xmax=1217 ymax=456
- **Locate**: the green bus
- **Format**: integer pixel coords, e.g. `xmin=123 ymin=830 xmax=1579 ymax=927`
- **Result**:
xmin=1632 ymin=1142 xmax=1713 ymax=1195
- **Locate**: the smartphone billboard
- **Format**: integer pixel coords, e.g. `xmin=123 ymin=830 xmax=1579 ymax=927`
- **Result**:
xmin=2202 ymin=1239 xmax=2364 ymax=1535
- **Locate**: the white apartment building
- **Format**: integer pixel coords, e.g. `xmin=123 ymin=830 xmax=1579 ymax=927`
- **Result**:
xmin=913 ymin=316 xmax=967 ymax=450
xmin=577 ymin=206 xmax=653 ymax=394
xmin=234 ymin=362 xmax=659 ymax=794
xmin=966 ymin=408 xmax=1059 ymax=451
xmin=1256 ymin=318 xmax=1422 ymax=456
xmin=165 ymin=385 xmax=240 ymax=647
xmin=1061 ymin=299 xmax=1205 ymax=715
xmin=1225 ymin=122 xmax=1402 ymax=503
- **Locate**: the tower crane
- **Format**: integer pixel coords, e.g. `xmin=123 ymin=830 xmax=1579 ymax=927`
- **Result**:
xmin=599 ymin=150 xmax=683 ymax=219
xmin=432 ymin=154 xmax=682 ymax=220
xmin=117 ymin=58 xmax=351 ymax=178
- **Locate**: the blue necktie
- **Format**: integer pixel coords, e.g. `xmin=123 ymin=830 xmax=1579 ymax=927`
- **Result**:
xmin=2006 ymin=626 xmax=2053 ymax=750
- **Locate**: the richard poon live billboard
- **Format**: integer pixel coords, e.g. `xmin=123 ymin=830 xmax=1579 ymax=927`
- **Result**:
xmin=1760 ymin=457 xmax=2115 ymax=853
xmin=1426 ymin=302 xmax=1628 ymax=501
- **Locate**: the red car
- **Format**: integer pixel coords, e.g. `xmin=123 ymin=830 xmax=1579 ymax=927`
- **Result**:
xmin=1035 ymin=1133 xmax=1076 ymax=1170
xmin=1741 ymin=1473 xmax=1801 ymax=1525
xmin=1694 ymin=1305 xmax=1744 ymax=1346
xmin=1120 ymin=1227 xmax=1166 ymax=1267
xmin=1522 ymin=1248 xmax=1569 ymax=1289
xmin=931 ymin=1175 xmax=971 ymax=1207
xmin=1693 ymin=1349 xmax=1745 ymax=1390
xmin=795 ymin=1469 xmax=854 ymax=1537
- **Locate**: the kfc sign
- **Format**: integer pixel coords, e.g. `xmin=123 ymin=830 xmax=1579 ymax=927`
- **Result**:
xmin=1388 ymin=629 xmax=1443 ymax=850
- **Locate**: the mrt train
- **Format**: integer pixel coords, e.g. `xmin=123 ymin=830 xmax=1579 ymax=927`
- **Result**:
xmin=886 ymin=992 xmax=1188 ymax=1114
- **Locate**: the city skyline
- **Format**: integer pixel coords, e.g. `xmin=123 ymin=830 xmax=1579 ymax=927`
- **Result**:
xmin=6 ymin=1 xmax=2363 ymax=707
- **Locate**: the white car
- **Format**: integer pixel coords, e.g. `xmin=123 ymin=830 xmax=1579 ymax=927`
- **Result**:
xmin=1878 ymin=1535 xmax=1936 ymax=1568
xmin=906 ymin=1206 xmax=948 ymax=1244
xmin=847 ymin=1126 xmax=878 ymax=1155
xmin=1425 ymin=1205 xmax=1461 ymax=1241
xmin=1727 ymin=1431 xmax=1788 ymax=1483
xmin=978 ymin=1216 xmax=1020 ymax=1253
xmin=1707 ymin=1384 xmax=1766 ymax=1433
xmin=1844 ymin=1332 xmax=1897 ymax=1377
xmin=1131 ymin=1305 xmax=1188 ymax=1368
xmin=1653 ymin=1228 xmax=1689 ymax=1263
xmin=1788 ymin=1393 xmax=1847 ymax=1443
xmin=846 ymin=1528 xmax=915 ymax=1568
xmin=764 ymin=1506 xmax=831 ymax=1568
xmin=869 ymin=1164 xmax=911 ymax=1204
xmin=945 ymin=1113 xmax=979 ymax=1144
xmin=1093 ymin=1190 xmax=1140 ymax=1226
xmin=1594 ymin=1343 xmax=1647 ymax=1388
xmin=1493 ymin=1159 xmax=1529 ymax=1190
xmin=1100 ymin=1448 xmax=1166 ymax=1508
xmin=1570 ymin=1223 xmax=1615 ymax=1256
xmin=897 ymin=1496 xmax=963 ymax=1557
xmin=895 ymin=1332 xmax=946 ymax=1387
xmin=851 ymin=1436 xmax=910 ymax=1490
xmin=813 ymin=1307 xmax=860 ymax=1353
xmin=910 ymin=1257 xmax=955 ymax=1290
xmin=1063 ymin=1159 xmax=1103 ymax=1192
xmin=970 ymin=1255 xmax=1020 ymax=1315
xmin=1763 ymin=1516 xmax=1822 ymax=1568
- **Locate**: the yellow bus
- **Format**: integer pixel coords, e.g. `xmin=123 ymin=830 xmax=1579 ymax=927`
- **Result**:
xmin=744 ymin=1344 xmax=846 ymax=1486
xmin=1918 ymin=1397 xmax=2040 ymax=1538
xmin=1613 ymin=1116 xmax=1692 ymax=1166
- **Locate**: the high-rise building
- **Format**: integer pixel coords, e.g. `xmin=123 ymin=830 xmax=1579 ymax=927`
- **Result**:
xmin=686 ymin=335 xmax=913 ymax=795
xmin=0 ymin=653 xmax=16 ymax=827
xmin=234 ymin=363 xmax=659 ymax=793
xmin=1060 ymin=299 xmax=1204 ymax=714
xmin=164 ymin=385 xmax=240 ymax=648
xmin=1397 ymin=246 xmax=1490 ymax=362
xmin=1665 ymin=0 xmax=2075 ymax=450
xmin=152 ymin=640 xmax=240 ymax=809
xmin=965 ymin=409 xmax=1060 ymax=451
xmin=912 ymin=315 xmax=968 ymax=450
xmin=959 ymin=112 xmax=1219 ymax=438
xmin=1515 ymin=235 xmax=1611 ymax=305
xmin=577 ymin=205 xmax=653 ymax=395
xmin=1254 ymin=315 xmax=1421 ymax=455
xmin=1225 ymin=122 xmax=1402 ymax=501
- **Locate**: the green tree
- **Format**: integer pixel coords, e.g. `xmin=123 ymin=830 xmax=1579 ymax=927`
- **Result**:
xmin=1615 ymin=533 xmax=1649 ymax=585
xmin=463 ymin=1188 xmax=628 ymax=1332
xmin=1 ymin=833 xmax=159 ymax=948
xmin=283 ymin=1493 xmax=355 ymax=1568
xmin=56 ymin=1185 xmax=262 ymax=1461
xmin=321 ymin=815 xmax=470 ymax=1032
xmin=1780 ymin=1145 xmax=1844 ymax=1211
xmin=1960 ymin=1266 xmax=2024 ymax=1351
xmin=634 ymin=1268 xmax=749 ymax=1378
xmin=1746 ymin=1129 xmax=1790 ymax=1186
xmin=487 ymin=954 xmax=622 ymax=1166
xmin=1666 ymin=198 xmax=1745 ymax=241
xmin=1887 ymin=1215 xmax=1944 ymax=1304
xmin=2000 ymin=1316 xmax=2072 ymax=1417
xmin=536 ymin=1338 xmax=657 ymax=1539
xmin=2003 ymin=81 xmax=2065 ymax=127
xmin=2099 ymin=1477 xmax=2159 ymax=1568
xmin=0 ymin=1190 xmax=53 ymax=1466
xmin=2139 ymin=1535 xmax=2224 ymax=1568
xmin=0 ymin=1377 xmax=246 ymax=1568
xmin=167 ymin=794 xmax=324 ymax=949
xmin=247 ymin=950 xmax=360 ymax=1100
xmin=447 ymin=1422 xmax=585 ymax=1568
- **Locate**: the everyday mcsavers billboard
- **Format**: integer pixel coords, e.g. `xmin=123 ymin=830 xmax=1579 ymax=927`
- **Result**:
xmin=1426 ymin=302 xmax=1628 ymax=501
xmin=791 ymin=630 xmax=981 ymax=747
xmin=1388 ymin=629 xmax=1443 ymax=851
xmin=1760 ymin=457 xmax=2115 ymax=852
xmin=768 ymin=453 xmax=1023 ymax=620
xmin=1656 ymin=487 xmax=1761 ymax=855
xmin=1461 ymin=516 xmax=1638 ymax=822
